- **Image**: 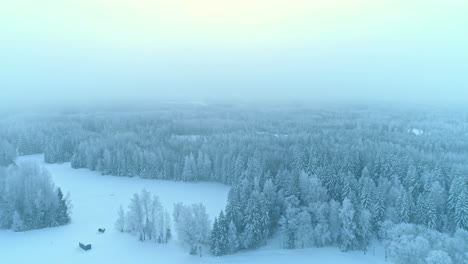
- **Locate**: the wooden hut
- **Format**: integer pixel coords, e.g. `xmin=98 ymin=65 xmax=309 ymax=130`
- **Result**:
xmin=79 ymin=242 xmax=92 ymax=251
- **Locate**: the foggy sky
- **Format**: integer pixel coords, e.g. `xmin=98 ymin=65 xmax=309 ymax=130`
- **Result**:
xmin=1 ymin=0 xmax=467 ymax=108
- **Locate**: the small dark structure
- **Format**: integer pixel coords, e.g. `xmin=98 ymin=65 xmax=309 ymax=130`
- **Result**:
xmin=98 ymin=228 xmax=106 ymax=233
xmin=79 ymin=243 xmax=92 ymax=251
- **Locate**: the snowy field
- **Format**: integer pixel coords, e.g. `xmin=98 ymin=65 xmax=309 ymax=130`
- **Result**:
xmin=0 ymin=155 xmax=389 ymax=264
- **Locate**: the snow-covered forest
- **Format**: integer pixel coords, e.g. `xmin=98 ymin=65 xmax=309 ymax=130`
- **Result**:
xmin=0 ymin=162 xmax=71 ymax=231
xmin=0 ymin=104 xmax=467 ymax=264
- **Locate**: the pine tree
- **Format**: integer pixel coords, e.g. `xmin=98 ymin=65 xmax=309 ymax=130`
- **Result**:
xmin=165 ymin=226 xmax=172 ymax=243
xmin=295 ymin=209 xmax=311 ymax=248
xmin=397 ymin=189 xmax=411 ymax=224
xmin=414 ymin=194 xmax=427 ymax=225
xmin=373 ymin=180 xmax=387 ymax=229
xmin=454 ymin=187 xmax=468 ymax=230
xmin=448 ymin=176 xmax=468 ymax=231
xmin=262 ymin=179 xmax=280 ymax=232
xmin=12 ymin=211 xmax=24 ymax=232
xmin=225 ymin=185 xmax=243 ymax=233
xmin=427 ymin=181 xmax=447 ymax=230
xmin=258 ymin=194 xmax=270 ymax=243
xmin=405 ymin=164 xmax=418 ymax=195
xmin=210 ymin=217 xmax=221 ymax=256
xmin=425 ymin=192 xmax=438 ymax=229
xmin=218 ymin=211 xmax=229 ymax=254
xmin=0 ymin=140 xmax=16 ymax=166
xmin=339 ymin=198 xmax=358 ymax=251
xmin=342 ymin=171 xmax=356 ymax=202
xmin=227 ymin=220 xmax=239 ymax=254
xmin=182 ymin=153 xmax=197 ymax=181
xmin=328 ymin=199 xmax=341 ymax=244
xmin=357 ymin=209 xmax=372 ymax=253
xmin=448 ymin=176 xmax=464 ymax=212
xmin=0 ymin=168 xmax=10 ymax=229
xmin=313 ymin=202 xmax=332 ymax=247
xmin=279 ymin=206 xmax=298 ymax=249
xmin=56 ymin=188 xmax=70 ymax=225
xmin=115 ymin=205 xmax=126 ymax=232
xmin=210 ymin=211 xmax=229 ymax=256
xmin=242 ymin=193 xmax=262 ymax=249
xmin=161 ymin=209 xmax=171 ymax=243
xmin=127 ymin=192 xmax=145 ymax=240
xmin=359 ymin=176 xmax=375 ymax=212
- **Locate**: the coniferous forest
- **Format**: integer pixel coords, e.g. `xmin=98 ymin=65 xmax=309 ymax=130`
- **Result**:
xmin=0 ymin=104 xmax=467 ymax=264
xmin=0 ymin=162 xmax=71 ymax=231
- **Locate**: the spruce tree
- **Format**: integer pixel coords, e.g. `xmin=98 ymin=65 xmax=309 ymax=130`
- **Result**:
xmin=56 ymin=188 xmax=70 ymax=226
xmin=455 ymin=187 xmax=468 ymax=230
xmin=210 ymin=217 xmax=221 ymax=256
xmin=243 ymin=192 xmax=263 ymax=249
xmin=227 ymin=220 xmax=239 ymax=254
xmin=218 ymin=211 xmax=229 ymax=254
xmin=397 ymin=189 xmax=411 ymax=224
xmin=115 ymin=205 xmax=126 ymax=232
xmin=339 ymin=198 xmax=358 ymax=251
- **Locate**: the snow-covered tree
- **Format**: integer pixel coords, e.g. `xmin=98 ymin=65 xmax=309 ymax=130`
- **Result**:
xmin=279 ymin=205 xmax=298 ymax=249
xmin=425 ymin=250 xmax=453 ymax=264
xmin=357 ymin=209 xmax=372 ymax=253
xmin=227 ymin=220 xmax=239 ymax=254
xmin=210 ymin=210 xmax=229 ymax=256
xmin=122 ymin=190 xmax=171 ymax=243
xmin=339 ymin=198 xmax=358 ymax=251
xmin=11 ymin=211 xmax=24 ymax=232
xmin=56 ymin=188 xmax=71 ymax=225
xmin=0 ymin=140 xmax=16 ymax=166
xmin=328 ymin=199 xmax=341 ymax=244
xmin=454 ymin=186 xmax=468 ymax=230
xmin=295 ymin=209 xmax=312 ymax=248
xmin=242 ymin=190 xmax=269 ymax=249
xmin=127 ymin=192 xmax=145 ymax=240
xmin=115 ymin=205 xmax=126 ymax=232
xmin=298 ymin=172 xmax=328 ymax=205
xmin=397 ymin=188 xmax=412 ymax=224
xmin=174 ymin=203 xmax=211 ymax=256
xmin=182 ymin=153 xmax=197 ymax=181
xmin=210 ymin=217 xmax=222 ymax=256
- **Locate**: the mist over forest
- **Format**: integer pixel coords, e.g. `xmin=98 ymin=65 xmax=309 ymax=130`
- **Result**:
xmin=1 ymin=1 xmax=467 ymax=263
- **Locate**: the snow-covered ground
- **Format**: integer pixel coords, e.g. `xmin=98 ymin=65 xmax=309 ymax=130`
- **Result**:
xmin=0 ymin=155 xmax=389 ymax=264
